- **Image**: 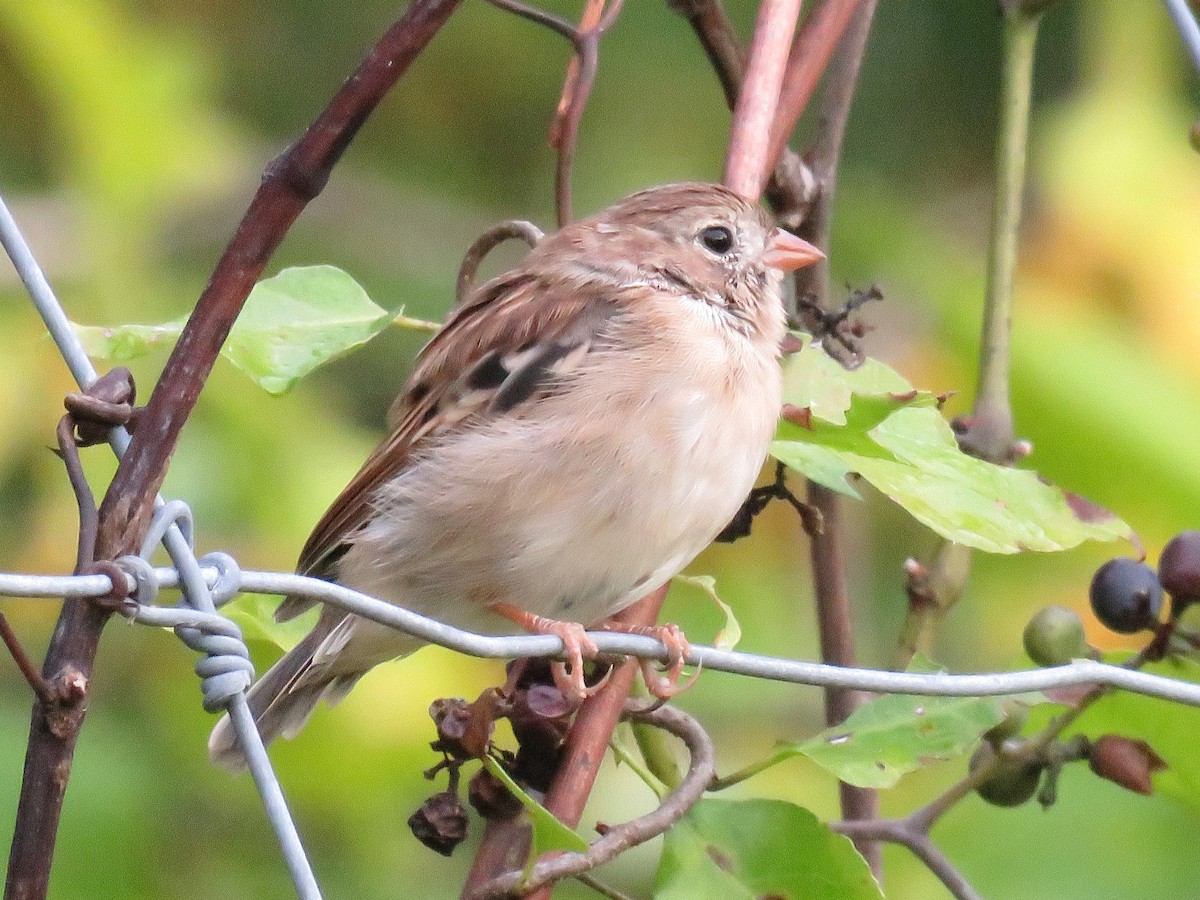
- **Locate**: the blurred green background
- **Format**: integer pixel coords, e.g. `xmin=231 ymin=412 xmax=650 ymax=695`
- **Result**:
xmin=1 ymin=0 xmax=1199 ymax=897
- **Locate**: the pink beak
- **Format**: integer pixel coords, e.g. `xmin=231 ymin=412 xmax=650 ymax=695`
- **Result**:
xmin=762 ymin=228 xmax=824 ymax=272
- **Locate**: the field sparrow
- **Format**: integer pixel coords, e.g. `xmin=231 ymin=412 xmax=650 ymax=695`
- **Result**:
xmin=210 ymin=182 xmax=821 ymax=768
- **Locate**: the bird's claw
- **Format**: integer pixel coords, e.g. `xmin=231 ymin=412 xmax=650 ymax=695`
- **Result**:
xmin=597 ymin=621 xmax=699 ymax=701
xmin=543 ymin=620 xmax=606 ymax=707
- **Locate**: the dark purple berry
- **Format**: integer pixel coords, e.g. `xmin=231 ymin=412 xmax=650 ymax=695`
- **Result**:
xmin=1089 ymin=558 xmax=1163 ymax=634
xmin=1158 ymin=531 xmax=1200 ymax=607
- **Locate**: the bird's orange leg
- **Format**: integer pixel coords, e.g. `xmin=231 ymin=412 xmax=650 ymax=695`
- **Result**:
xmin=489 ymin=602 xmax=606 ymax=706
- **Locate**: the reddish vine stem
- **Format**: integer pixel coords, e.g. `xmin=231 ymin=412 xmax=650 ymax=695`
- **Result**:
xmin=793 ymin=0 xmax=881 ymax=875
xmin=763 ymin=0 xmax=864 ymax=191
xmin=488 ymin=0 xmax=623 ymax=227
xmin=0 ymin=615 xmax=52 ymax=708
xmin=723 ymin=0 xmax=804 ymax=197
xmin=6 ymin=5 xmax=462 ymax=899
xmin=549 ymin=0 xmax=622 ymax=227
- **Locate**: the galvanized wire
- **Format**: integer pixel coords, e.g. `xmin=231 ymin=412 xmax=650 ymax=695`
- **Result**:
xmin=5 ymin=564 xmax=1200 ymax=708
xmin=0 ymin=195 xmax=322 ymax=900
xmin=1165 ymin=0 xmax=1200 ymax=78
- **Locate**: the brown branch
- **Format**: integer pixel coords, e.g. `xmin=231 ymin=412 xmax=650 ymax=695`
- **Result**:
xmin=462 ymin=587 xmax=667 ymax=899
xmin=0 ymin=615 xmax=53 ymax=708
xmin=790 ymin=0 xmax=880 ymax=875
xmin=6 ymin=6 xmax=462 ymax=898
xmin=669 ymin=0 xmax=746 ymax=109
xmin=464 ymin=702 xmax=715 ymax=899
xmin=723 ymin=0 xmax=804 ymax=197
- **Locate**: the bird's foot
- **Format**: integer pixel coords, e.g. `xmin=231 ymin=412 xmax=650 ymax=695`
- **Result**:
xmin=489 ymin=602 xmax=605 ymax=707
xmin=596 ymin=621 xmax=699 ymax=700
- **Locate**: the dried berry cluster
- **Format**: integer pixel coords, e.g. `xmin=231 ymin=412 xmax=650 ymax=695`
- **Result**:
xmin=407 ymin=659 xmax=604 ymax=856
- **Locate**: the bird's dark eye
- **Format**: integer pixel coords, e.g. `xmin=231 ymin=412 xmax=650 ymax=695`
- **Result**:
xmin=699 ymin=225 xmax=734 ymax=255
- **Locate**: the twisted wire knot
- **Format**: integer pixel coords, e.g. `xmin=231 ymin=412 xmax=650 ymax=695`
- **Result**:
xmin=117 ymin=505 xmax=254 ymax=712
xmin=175 ymin=613 xmax=255 ymax=712
xmin=200 ymin=551 xmax=242 ymax=607
xmin=115 ymin=554 xmax=159 ymax=608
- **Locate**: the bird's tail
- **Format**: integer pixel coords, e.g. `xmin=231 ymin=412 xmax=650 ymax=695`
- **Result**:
xmin=207 ymin=620 xmax=362 ymax=772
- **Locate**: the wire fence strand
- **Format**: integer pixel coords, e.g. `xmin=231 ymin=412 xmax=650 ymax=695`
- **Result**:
xmin=5 ymin=564 xmax=1200 ymax=708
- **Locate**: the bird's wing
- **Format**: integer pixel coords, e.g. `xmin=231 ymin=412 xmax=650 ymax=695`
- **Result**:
xmin=276 ymin=267 xmax=622 ymax=621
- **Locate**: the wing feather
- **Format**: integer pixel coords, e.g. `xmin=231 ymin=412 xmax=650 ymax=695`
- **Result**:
xmin=290 ymin=267 xmax=619 ymax=594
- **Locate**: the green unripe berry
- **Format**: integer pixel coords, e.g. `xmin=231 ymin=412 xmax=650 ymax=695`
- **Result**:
xmin=971 ymin=742 xmax=1042 ymax=808
xmin=1023 ymin=606 xmax=1088 ymax=667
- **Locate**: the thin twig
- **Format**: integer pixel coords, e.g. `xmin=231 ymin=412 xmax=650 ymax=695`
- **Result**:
xmin=572 ymin=873 xmax=635 ymax=900
xmin=669 ymin=0 xmax=746 ymax=108
xmin=723 ymin=0 xmax=804 ymax=197
xmin=549 ymin=0 xmax=621 ymax=226
xmin=0 ymin=614 xmax=54 ymax=707
xmin=833 ymin=820 xmax=983 ymax=900
xmin=488 ymin=0 xmax=622 ymax=227
xmin=485 ymin=0 xmax=580 ymax=43
xmin=54 ymin=417 xmax=98 ymax=574
xmin=764 ymin=0 xmax=864 ymax=190
xmin=970 ymin=5 xmax=1042 ymax=461
xmin=455 ymin=220 xmax=544 ymax=302
xmin=464 ymin=702 xmax=715 ymax=899
xmin=897 ymin=3 xmax=1045 ymax=663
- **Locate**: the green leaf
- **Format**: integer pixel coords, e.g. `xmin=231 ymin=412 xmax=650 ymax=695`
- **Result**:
xmin=220 ymin=265 xmax=395 ymax=394
xmin=74 ymin=316 xmax=189 ymax=361
xmin=782 ymin=333 xmax=923 ymax=426
xmin=772 ymin=341 xmax=1134 ymax=553
xmin=655 ymin=798 xmax=881 ymax=900
xmin=219 ymin=594 xmax=318 ymax=652
xmin=71 ymin=265 xmax=440 ymax=394
xmin=672 ymin=574 xmax=741 ymax=650
xmin=479 ymin=756 xmax=588 ymax=857
xmin=781 ymin=655 xmax=1040 ymax=789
